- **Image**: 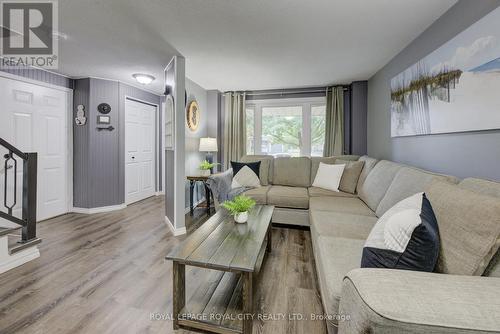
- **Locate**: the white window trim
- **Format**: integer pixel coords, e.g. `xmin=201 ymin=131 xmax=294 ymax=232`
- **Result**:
xmin=246 ymin=97 xmax=326 ymax=156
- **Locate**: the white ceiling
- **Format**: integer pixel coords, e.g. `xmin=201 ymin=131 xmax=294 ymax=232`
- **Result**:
xmin=58 ymin=0 xmax=457 ymax=94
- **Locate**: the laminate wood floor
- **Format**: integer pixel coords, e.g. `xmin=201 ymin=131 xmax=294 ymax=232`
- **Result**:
xmin=0 ymin=196 xmax=327 ymax=334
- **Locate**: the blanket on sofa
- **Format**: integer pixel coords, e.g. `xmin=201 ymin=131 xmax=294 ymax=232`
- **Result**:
xmin=206 ymin=169 xmax=247 ymax=207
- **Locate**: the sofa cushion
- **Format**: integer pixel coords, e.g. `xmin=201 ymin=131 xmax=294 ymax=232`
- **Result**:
xmin=310 ymin=211 xmax=377 ymax=240
xmin=310 ymin=155 xmax=359 ymax=184
xmin=310 ymin=156 xmax=337 ymax=184
xmin=312 ymin=162 xmax=345 ymax=192
xmin=242 ymin=185 xmax=270 ymax=205
xmin=358 ymin=160 xmax=404 ymax=212
xmin=267 ymin=185 xmax=309 ymax=209
xmin=308 ymin=187 xmax=356 ymax=198
xmin=340 ymin=268 xmax=500 ymax=333
xmin=309 ymin=197 xmax=375 ymax=217
xmin=273 ymin=157 xmax=311 ymax=187
xmin=459 ymin=178 xmax=500 ymax=278
xmin=375 ymin=166 xmax=459 ymax=217
xmin=313 ymin=236 xmax=364 ymax=317
xmin=426 ymin=181 xmax=500 ymax=276
xmin=362 ymin=193 xmax=440 ymax=272
xmin=240 ymin=155 xmax=273 ymax=185
xmin=231 ymin=161 xmax=261 ymax=188
xmin=459 ymin=177 xmax=500 ymax=198
xmin=356 ymin=156 xmax=379 ymax=194
xmin=336 ymin=159 xmax=365 ymax=194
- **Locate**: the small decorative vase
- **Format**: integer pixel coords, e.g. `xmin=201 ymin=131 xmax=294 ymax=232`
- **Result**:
xmin=200 ymin=169 xmax=210 ymax=177
xmin=234 ymin=211 xmax=248 ymax=224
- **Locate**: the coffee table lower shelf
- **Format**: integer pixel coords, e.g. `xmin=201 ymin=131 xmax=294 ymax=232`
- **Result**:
xmin=177 ymin=270 xmax=246 ymax=334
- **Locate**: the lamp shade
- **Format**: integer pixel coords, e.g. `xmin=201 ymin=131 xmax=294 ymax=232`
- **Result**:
xmin=199 ymin=137 xmax=218 ymax=152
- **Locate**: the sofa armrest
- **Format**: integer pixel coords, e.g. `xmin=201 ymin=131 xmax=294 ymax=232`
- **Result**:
xmin=338 ymin=268 xmax=500 ymax=334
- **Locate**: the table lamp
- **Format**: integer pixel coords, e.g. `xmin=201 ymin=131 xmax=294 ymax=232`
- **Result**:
xmin=199 ymin=137 xmax=218 ymax=172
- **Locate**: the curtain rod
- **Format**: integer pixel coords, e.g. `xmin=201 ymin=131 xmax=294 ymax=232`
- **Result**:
xmin=224 ymin=86 xmax=349 ymax=96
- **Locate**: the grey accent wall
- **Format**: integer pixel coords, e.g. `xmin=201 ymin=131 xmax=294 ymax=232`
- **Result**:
xmin=88 ymin=79 xmax=120 ymax=207
xmin=72 ymin=79 xmax=90 ymax=207
xmin=118 ymin=83 xmax=161 ymax=203
xmin=350 ymin=81 xmax=368 ymax=156
xmin=0 ymin=67 xmax=73 ymax=89
xmin=367 ymin=0 xmax=500 ymax=181
xmin=185 ymin=78 xmax=209 ymax=210
xmin=73 ymin=78 xmax=161 ymax=208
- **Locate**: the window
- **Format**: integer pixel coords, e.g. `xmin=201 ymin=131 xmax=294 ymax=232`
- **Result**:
xmin=246 ymin=97 xmax=326 ymax=157
xmin=262 ymin=106 xmax=302 ymax=157
xmin=311 ymin=105 xmax=326 ymax=157
xmin=245 ymin=107 xmax=255 ymax=154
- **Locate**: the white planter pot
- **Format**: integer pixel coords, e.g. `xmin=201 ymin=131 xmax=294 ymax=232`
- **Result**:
xmin=234 ymin=211 xmax=248 ymax=224
xmin=200 ymin=169 xmax=211 ymax=177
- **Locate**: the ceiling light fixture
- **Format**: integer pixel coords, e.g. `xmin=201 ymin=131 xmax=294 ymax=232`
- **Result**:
xmin=133 ymin=73 xmax=155 ymax=85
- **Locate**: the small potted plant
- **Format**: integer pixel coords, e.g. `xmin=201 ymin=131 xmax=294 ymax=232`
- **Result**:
xmin=222 ymin=195 xmax=256 ymax=223
xmin=199 ymin=160 xmax=217 ymax=176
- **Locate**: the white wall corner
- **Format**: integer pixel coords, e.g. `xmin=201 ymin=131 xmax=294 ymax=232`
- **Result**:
xmin=164 ymin=216 xmax=186 ymax=236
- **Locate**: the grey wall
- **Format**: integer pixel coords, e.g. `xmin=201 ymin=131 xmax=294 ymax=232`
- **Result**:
xmin=73 ymin=78 xmax=161 ymax=208
xmin=72 ymin=79 xmax=90 ymax=207
xmin=0 ymin=67 xmax=73 ymax=89
xmin=367 ymin=0 xmax=500 ymax=181
xmin=185 ymin=78 xmax=209 ymax=209
xmin=350 ymin=81 xmax=368 ymax=156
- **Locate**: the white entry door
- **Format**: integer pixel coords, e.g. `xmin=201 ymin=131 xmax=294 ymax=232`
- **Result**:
xmin=0 ymin=76 xmax=69 ymax=225
xmin=125 ymin=99 xmax=156 ymax=204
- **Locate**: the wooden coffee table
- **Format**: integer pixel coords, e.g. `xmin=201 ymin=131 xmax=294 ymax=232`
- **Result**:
xmin=166 ymin=205 xmax=274 ymax=334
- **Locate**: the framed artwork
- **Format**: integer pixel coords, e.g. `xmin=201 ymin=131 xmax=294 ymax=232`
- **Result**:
xmin=165 ymin=94 xmax=174 ymax=149
xmin=186 ymin=100 xmax=200 ymax=131
xmin=390 ymin=6 xmax=500 ymax=137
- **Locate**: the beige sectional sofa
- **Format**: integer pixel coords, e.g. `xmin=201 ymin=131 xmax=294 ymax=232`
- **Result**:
xmin=234 ymin=155 xmax=500 ymax=334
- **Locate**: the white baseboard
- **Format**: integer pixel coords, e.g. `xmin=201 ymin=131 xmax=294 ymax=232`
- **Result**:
xmin=0 ymin=243 xmax=40 ymax=274
xmin=184 ymin=197 xmax=205 ymax=214
xmin=155 ymin=191 xmax=165 ymax=195
xmin=71 ymin=204 xmax=127 ymax=214
xmin=164 ymin=216 xmax=187 ymax=236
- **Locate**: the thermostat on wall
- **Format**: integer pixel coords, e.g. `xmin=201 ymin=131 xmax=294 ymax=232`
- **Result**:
xmin=97 ymin=115 xmax=111 ymax=124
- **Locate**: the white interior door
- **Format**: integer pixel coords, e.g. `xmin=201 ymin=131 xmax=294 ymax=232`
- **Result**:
xmin=0 ymin=76 xmax=69 ymax=225
xmin=125 ymin=99 xmax=156 ymax=204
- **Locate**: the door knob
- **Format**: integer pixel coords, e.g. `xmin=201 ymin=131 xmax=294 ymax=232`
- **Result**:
xmin=131 ymin=156 xmax=135 ymax=159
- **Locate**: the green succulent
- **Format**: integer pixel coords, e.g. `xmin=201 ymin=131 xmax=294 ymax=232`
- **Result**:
xmin=199 ymin=160 xmax=218 ymax=170
xmin=221 ymin=195 xmax=256 ymax=215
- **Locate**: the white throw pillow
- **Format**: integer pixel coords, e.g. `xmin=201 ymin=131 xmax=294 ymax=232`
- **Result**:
xmin=231 ymin=165 xmax=261 ymax=189
xmin=312 ymin=162 xmax=345 ymax=192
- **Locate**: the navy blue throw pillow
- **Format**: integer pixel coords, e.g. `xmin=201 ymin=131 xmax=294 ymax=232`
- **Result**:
xmin=231 ymin=161 xmax=260 ymax=178
xmin=361 ymin=192 xmax=440 ymax=272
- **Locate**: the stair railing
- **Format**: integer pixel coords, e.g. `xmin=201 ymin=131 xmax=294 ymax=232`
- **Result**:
xmin=0 ymin=137 xmax=37 ymax=243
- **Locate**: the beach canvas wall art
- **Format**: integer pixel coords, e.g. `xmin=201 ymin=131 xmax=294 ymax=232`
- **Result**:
xmin=390 ymin=6 xmax=500 ymax=137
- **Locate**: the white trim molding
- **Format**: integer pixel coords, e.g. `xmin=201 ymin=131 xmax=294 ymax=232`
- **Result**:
xmin=71 ymin=204 xmax=127 ymax=214
xmin=0 ymin=236 xmax=40 ymax=274
xmin=164 ymin=216 xmax=186 ymax=236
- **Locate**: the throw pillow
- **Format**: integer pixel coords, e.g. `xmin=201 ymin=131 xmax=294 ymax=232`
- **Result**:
xmin=426 ymin=180 xmax=500 ymax=276
xmin=312 ymin=162 xmax=345 ymax=192
xmin=336 ymin=159 xmax=365 ymax=194
xmin=361 ymin=192 xmax=440 ymax=272
xmin=231 ymin=161 xmax=261 ymax=189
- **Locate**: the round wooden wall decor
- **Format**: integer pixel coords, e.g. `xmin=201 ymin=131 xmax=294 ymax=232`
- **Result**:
xmin=186 ymin=100 xmax=200 ymax=131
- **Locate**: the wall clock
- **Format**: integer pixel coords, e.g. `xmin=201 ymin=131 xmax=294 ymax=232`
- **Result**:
xmin=97 ymin=103 xmax=111 ymax=114
xmin=186 ymin=100 xmax=200 ymax=131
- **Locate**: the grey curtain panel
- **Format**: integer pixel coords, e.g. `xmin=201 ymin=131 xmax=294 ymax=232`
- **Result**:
xmin=223 ymin=92 xmax=246 ymax=169
xmin=324 ymin=86 xmax=344 ymax=156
